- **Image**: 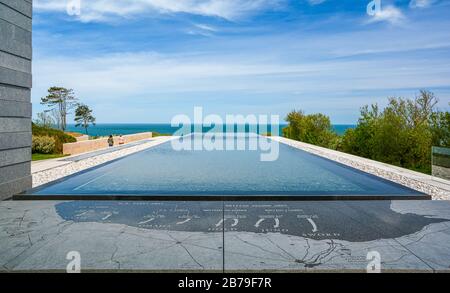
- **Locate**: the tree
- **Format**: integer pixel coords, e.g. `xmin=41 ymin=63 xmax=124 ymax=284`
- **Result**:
xmin=283 ymin=110 xmax=339 ymax=149
xmin=340 ymin=104 xmax=379 ymax=158
xmin=49 ymin=108 xmax=61 ymax=130
xmin=430 ymin=103 xmax=450 ymax=148
xmin=34 ymin=111 xmax=55 ymax=128
xmin=41 ymin=87 xmax=78 ymax=131
xmin=74 ymin=104 xmax=96 ymax=135
xmin=340 ymin=90 xmax=448 ymax=174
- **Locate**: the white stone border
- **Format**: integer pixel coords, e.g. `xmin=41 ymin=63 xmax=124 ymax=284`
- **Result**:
xmin=272 ymin=136 xmax=450 ymax=200
xmin=32 ymin=137 xmax=176 ymax=188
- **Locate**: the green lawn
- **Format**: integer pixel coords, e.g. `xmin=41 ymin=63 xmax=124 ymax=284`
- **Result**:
xmin=152 ymin=132 xmax=172 ymax=137
xmin=32 ymin=153 xmax=69 ymax=161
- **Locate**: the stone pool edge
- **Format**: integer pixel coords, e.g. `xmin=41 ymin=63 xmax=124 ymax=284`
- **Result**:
xmin=272 ymin=136 xmax=450 ymax=200
xmin=29 ymin=135 xmax=450 ymax=200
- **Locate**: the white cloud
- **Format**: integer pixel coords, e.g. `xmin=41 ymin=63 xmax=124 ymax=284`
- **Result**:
xmin=32 ymin=46 xmax=450 ymax=102
xmin=32 ymin=48 xmax=450 ymax=123
xmin=186 ymin=23 xmax=218 ymax=36
xmin=308 ymin=0 xmax=326 ymax=5
xmin=409 ymin=0 xmax=436 ymax=8
xmin=34 ymin=0 xmax=283 ymax=22
xmin=367 ymin=5 xmax=405 ymax=25
xmin=194 ymin=24 xmax=218 ymax=32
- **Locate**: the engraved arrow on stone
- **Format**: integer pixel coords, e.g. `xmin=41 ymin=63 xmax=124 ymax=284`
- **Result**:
xmin=307 ymin=218 xmax=318 ymax=232
xmin=176 ymin=218 xmax=191 ymax=225
xmin=255 ymin=218 xmax=265 ymax=228
xmin=138 ymin=218 xmax=155 ymax=225
xmin=102 ymin=213 xmax=112 ymax=221
xmin=215 ymin=219 xmax=224 ymax=227
xmin=216 ymin=218 xmax=239 ymax=227
xmin=75 ymin=211 xmax=88 ymax=217
xmin=274 ymin=218 xmax=280 ymax=228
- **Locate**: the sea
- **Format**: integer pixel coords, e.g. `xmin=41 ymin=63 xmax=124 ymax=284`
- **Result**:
xmin=65 ymin=124 xmax=356 ymax=137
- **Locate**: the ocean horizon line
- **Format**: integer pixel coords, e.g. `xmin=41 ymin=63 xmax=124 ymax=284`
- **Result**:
xmin=65 ymin=123 xmax=356 ymax=137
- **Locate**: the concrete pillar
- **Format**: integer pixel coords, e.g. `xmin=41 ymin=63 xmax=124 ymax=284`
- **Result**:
xmin=0 ymin=0 xmax=33 ymax=200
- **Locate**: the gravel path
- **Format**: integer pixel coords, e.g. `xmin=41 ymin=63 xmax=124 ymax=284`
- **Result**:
xmin=272 ymin=136 xmax=450 ymax=200
xmin=32 ymin=136 xmax=175 ymax=188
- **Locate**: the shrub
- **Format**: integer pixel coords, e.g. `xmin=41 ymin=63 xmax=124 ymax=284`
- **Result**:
xmin=340 ymin=91 xmax=448 ymax=174
xmin=32 ymin=136 xmax=56 ymax=154
xmin=430 ymin=110 xmax=450 ymax=148
xmin=283 ymin=111 xmax=339 ymax=149
xmin=32 ymin=123 xmax=77 ymax=153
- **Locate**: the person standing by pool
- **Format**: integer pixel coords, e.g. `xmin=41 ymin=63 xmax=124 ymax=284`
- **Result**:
xmin=108 ymin=135 xmax=114 ymax=147
xmin=118 ymin=135 xmax=125 ymax=145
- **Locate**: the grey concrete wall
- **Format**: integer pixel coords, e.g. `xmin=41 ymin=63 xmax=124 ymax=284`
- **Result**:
xmin=0 ymin=0 xmax=32 ymax=200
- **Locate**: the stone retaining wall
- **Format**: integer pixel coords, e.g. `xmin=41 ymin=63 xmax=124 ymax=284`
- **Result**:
xmin=75 ymin=135 xmax=89 ymax=142
xmin=63 ymin=132 xmax=153 ymax=155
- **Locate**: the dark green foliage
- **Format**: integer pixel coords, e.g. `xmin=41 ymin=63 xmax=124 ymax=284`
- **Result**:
xmin=283 ymin=110 xmax=340 ymax=149
xmin=283 ymin=91 xmax=449 ymax=174
xmin=430 ymin=110 xmax=450 ymax=148
xmin=74 ymin=104 xmax=96 ymax=135
xmin=32 ymin=123 xmax=77 ymax=154
xmin=340 ymin=91 xmax=449 ymax=174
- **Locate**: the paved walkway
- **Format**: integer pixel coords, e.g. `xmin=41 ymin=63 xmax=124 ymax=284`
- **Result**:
xmin=31 ymin=136 xmax=175 ymax=187
xmin=0 ymin=199 xmax=449 ymax=272
xmin=62 ymin=139 xmax=154 ymax=162
xmin=31 ymin=139 xmax=157 ymax=173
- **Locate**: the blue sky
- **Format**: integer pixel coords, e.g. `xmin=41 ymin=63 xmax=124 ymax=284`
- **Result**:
xmin=32 ymin=0 xmax=450 ymax=124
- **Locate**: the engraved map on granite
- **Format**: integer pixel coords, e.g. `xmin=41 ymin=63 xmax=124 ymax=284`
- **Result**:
xmin=1 ymin=200 xmax=450 ymax=272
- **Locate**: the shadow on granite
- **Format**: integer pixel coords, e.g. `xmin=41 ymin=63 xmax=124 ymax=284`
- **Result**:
xmin=222 ymin=201 xmax=450 ymax=272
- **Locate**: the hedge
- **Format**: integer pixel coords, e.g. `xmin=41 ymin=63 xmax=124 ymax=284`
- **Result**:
xmin=32 ymin=136 xmax=56 ymax=154
xmin=32 ymin=123 xmax=77 ymax=154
